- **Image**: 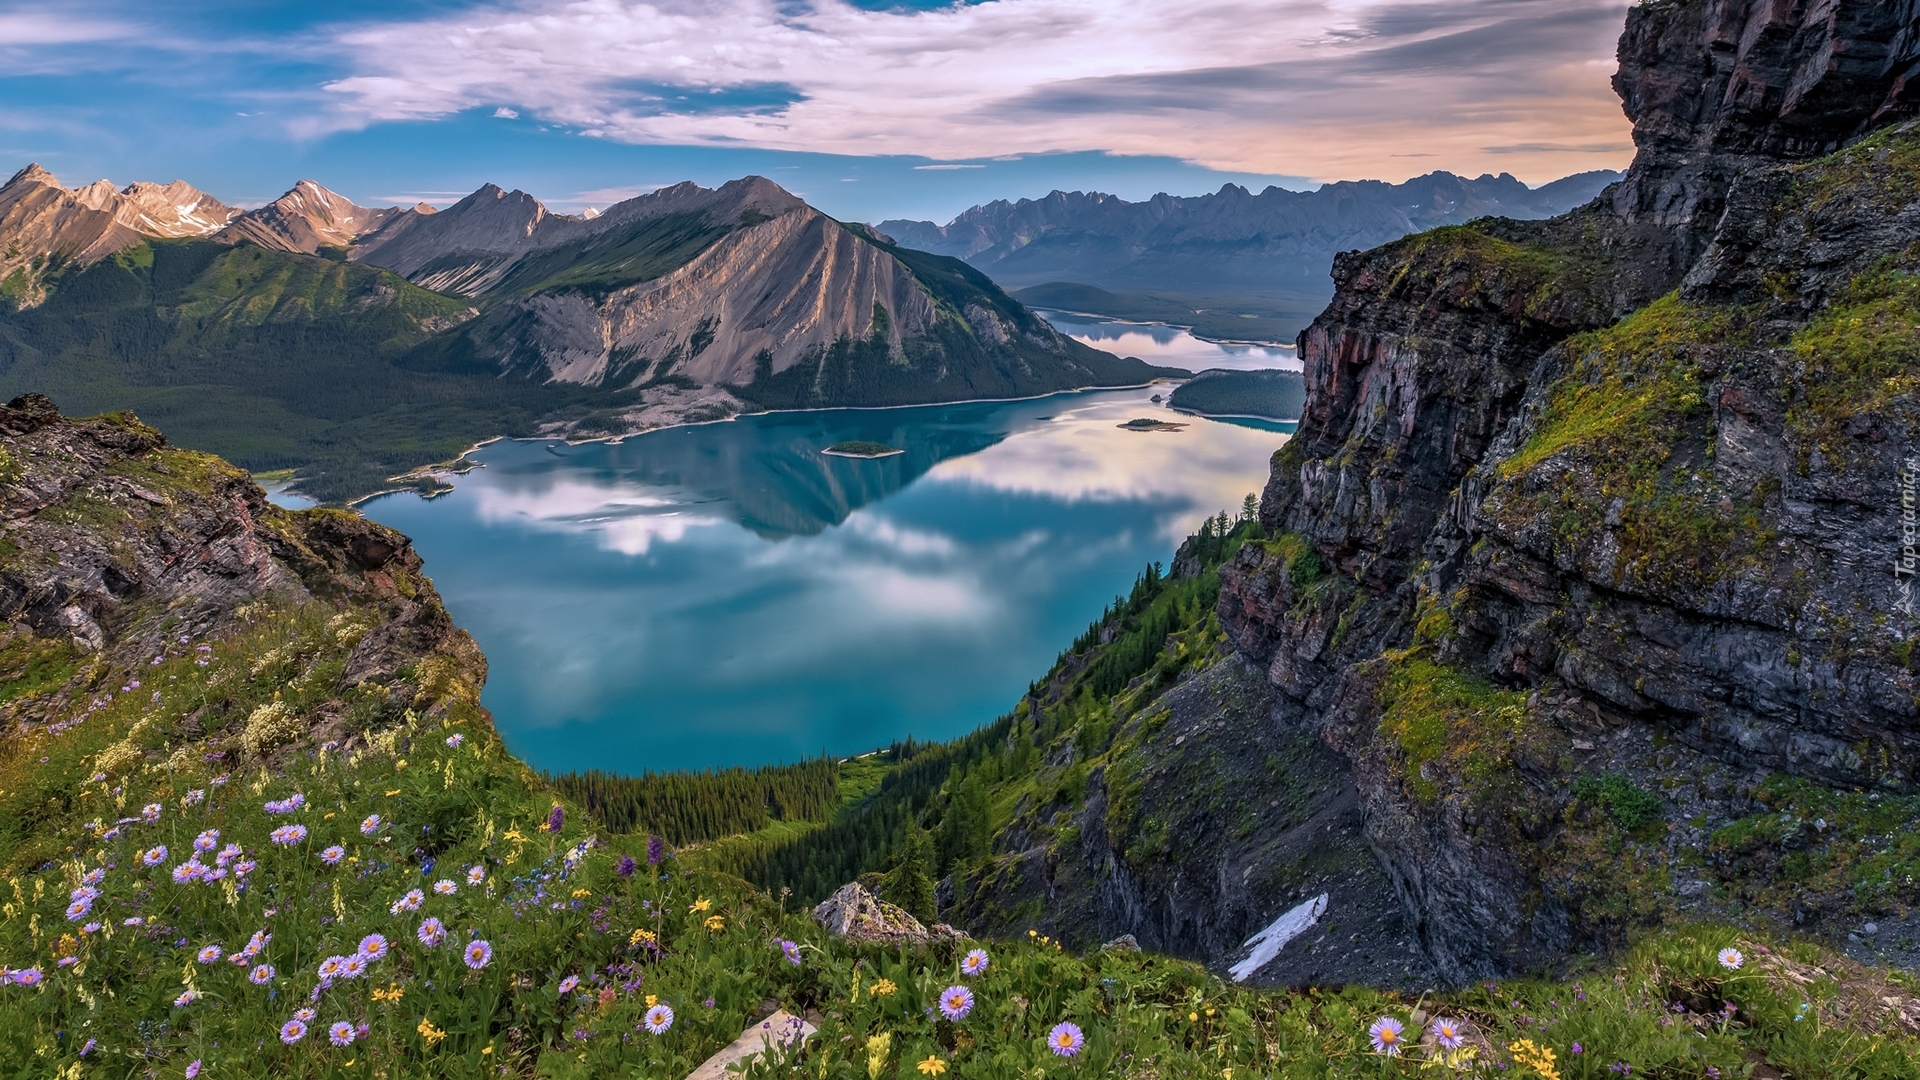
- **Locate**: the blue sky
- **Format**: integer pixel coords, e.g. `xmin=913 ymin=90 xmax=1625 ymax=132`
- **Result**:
xmin=1 ymin=0 xmax=1633 ymax=224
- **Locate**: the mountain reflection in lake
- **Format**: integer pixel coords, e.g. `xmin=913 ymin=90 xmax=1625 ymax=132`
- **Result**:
xmin=362 ymin=387 xmax=1283 ymax=773
xmin=1038 ymin=310 xmax=1300 ymax=372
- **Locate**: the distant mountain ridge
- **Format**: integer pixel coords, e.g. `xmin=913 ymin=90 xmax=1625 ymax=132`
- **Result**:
xmin=0 ymin=164 xmax=1175 ymax=502
xmin=878 ymin=169 xmax=1622 ymax=340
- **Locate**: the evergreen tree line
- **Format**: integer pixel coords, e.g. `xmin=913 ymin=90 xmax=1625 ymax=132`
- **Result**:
xmin=728 ymin=509 xmax=1269 ymax=916
xmin=547 ymin=757 xmax=839 ymax=845
xmin=733 ymin=723 xmax=1011 ymax=907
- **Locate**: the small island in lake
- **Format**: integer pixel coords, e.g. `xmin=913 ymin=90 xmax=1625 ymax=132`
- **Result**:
xmin=821 ymin=440 xmax=906 ymax=458
xmin=1117 ymin=417 xmax=1188 ymax=432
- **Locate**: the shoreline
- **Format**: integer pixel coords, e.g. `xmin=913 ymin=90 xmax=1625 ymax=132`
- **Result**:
xmin=342 ymin=381 xmax=1184 ymax=508
xmin=1169 ymin=406 xmax=1302 ymax=425
xmin=1031 ymin=306 xmax=1300 ymax=350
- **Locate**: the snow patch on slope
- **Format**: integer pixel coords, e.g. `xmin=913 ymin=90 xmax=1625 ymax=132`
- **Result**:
xmin=1229 ymin=893 xmax=1327 ymax=982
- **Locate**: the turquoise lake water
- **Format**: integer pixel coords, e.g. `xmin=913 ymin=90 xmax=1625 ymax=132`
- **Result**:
xmin=360 ymin=387 xmax=1288 ymax=774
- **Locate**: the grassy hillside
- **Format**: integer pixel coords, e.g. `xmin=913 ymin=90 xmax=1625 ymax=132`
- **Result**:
xmin=1 ymin=399 xmax=1913 ymax=1077
xmin=0 ymin=241 xmax=622 ymax=504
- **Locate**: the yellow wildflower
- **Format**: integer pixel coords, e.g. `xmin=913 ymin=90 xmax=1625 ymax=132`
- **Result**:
xmin=395 ymin=760 xmax=407 ymax=770
xmin=865 ymin=1032 xmax=892 ymax=1080
xmin=372 ymin=983 xmax=405 ymax=1003
xmin=502 ymin=828 xmax=525 ymax=842
xmin=871 ymin=978 xmax=898 ymax=996
xmin=916 ymin=1055 xmax=947 ymax=1076
xmin=417 ymin=1018 xmax=446 ymax=1045
xmin=1189 ymin=1012 xmax=1199 ymax=1022
xmin=630 ymin=928 xmax=657 ymax=947
xmin=385 ymin=789 xmax=401 ymax=796
xmin=1508 ymin=1039 xmax=1560 ymax=1080
xmin=571 ymin=888 xmax=591 ymax=899
xmin=690 ymin=897 xmax=712 ymax=913
xmin=480 ymin=1046 xmax=493 ymax=1056
xmin=704 ymin=915 xmax=725 ymax=931
xmin=645 ymin=994 xmax=659 ymax=1008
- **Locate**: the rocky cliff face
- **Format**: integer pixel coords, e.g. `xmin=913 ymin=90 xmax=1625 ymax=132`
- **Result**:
xmin=959 ymin=0 xmax=1920 ymax=987
xmin=1227 ymin=0 xmax=1920 ymax=982
xmin=0 ymin=392 xmax=483 ymax=720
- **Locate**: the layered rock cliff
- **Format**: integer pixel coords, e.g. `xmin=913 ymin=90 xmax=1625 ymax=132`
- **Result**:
xmin=956 ymin=0 xmax=1920 ymax=986
xmin=0 ymin=392 xmax=483 ymax=725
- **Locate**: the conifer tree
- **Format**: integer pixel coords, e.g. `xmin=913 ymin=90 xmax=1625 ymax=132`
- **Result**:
xmin=883 ymin=819 xmax=937 ymax=922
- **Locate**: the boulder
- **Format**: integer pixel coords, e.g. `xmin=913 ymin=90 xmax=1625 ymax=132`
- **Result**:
xmin=812 ymin=883 xmax=967 ymax=947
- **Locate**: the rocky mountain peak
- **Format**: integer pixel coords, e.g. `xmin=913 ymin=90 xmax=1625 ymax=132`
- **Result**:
xmin=5 ymin=162 xmax=59 ymax=188
xmin=215 ymin=179 xmax=405 ymax=254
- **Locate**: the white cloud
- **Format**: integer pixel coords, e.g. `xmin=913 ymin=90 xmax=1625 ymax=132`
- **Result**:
xmin=492 ymin=106 xmax=519 ymax=118
xmin=315 ymin=0 xmax=1634 ymax=183
xmin=466 ymin=477 xmax=726 ymax=555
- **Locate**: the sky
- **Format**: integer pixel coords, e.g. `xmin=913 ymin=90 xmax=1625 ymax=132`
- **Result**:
xmin=0 ymin=0 xmax=1635 ymax=224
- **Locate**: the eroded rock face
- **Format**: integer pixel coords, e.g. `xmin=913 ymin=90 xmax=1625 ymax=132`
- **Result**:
xmin=1201 ymin=0 xmax=1920 ymax=984
xmin=0 ymin=394 xmax=479 ymax=689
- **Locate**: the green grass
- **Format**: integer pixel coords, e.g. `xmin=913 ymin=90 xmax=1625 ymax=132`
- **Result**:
xmin=1375 ymin=651 xmax=1534 ymax=803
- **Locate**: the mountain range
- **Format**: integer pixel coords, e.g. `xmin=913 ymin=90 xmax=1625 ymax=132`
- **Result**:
xmin=0 ymin=165 xmax=1173 ymax=502
xmin=879 ymin=169 xmax=1622 ymax=342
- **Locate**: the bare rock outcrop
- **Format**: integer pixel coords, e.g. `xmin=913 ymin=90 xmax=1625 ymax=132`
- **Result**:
xmin=813 ymin=882 xmax=967 ymax=947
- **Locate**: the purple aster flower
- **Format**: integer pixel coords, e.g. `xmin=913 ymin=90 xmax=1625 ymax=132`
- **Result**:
xmin=391 ymin=889 xmax=425 ymax=914
xmin=186 ymin=1060 xmax=201 ymax=1078
xmin=193 ymin=829 xmax=219 ymax=853
xmin=141 ymin=803 xmax=162 ymax=823
xmin=1718 ymin=947 xmax=1744 ymax=970
xmin=65 ymin=899 xmax=92 ymax=921
xmin=417 ymin=918 xmax=446 ymax=947
xmin=329 ymin=1021 xmax=356 ymax=1046
xmin=280 ymin=1019 xmax=308 ymax=1044
xmin=196 ymin=945 xmax=224 ymax=964
xmin=938 ymin=985 xmax=974 ymax=1021
xmin=644 ymin=1004 xmax=674 ymax=1035
xmin=269 ymin=825 xmax=307 ymax=846
xmin=174 ymin=989 xmax=200 ymax=1007
xmin=445 ymin=733 xmax=464 ymax=747
xmin=12 ymin=968 xmax=43 ymax=987
xmin=464 ymin=939 xmax=493 ymax=969
xmin=141 ymin=845 xmax=168 ymax=867
xmin=467 ymin=864 xmax=485 ymax=885
xmin=1048 ymin=1022 xmax=1084 ymax=1057
xmin=317 ymin=956 xmax=347 ymax=980
xmin=78 ymin=1039 xmax=95 ymax=1057
xmin=433 ymin=879 xmax=457 ymax=895
xmin=962 ymin=948 xmax=990 ymax=977
xmin=251 ymin=964 xmax=275 ymax=985
xmin=1368 ymin=1016 xmax=1404 ymax=1056
xmin=360 ymin=814 xmax=381 ymax=835
xmin=359 ymin=934 xmax=389 ymax=961
xmin=340 ymin=955 xmax=368 ymax=979
xmin=777 ymin=939 xmax=802 ymax=966
xmin=319 ymin=845 xmax=345 ymax=866
xmin=559 ymin=975 xmax=580 ymax=994
xmin=1430 ymin=1017 xmax=1466 ymax=1051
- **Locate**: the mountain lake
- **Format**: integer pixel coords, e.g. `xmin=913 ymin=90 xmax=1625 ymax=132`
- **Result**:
xmin=358 ymin=387 xmax=1288 ymax=773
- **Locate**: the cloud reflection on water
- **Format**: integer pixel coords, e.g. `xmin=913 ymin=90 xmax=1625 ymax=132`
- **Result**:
xmin=363 ymin=387 xmax=1283 ymax=770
